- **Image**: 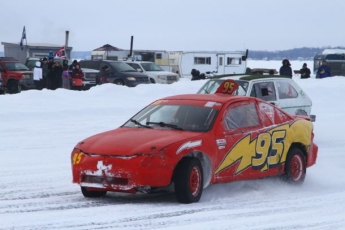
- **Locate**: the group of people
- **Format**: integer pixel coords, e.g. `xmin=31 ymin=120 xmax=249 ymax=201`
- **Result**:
xmin=33 ymin=58 xmax=84 ymax=90
xmin=279 ymin=59 xmax=332 ymax=79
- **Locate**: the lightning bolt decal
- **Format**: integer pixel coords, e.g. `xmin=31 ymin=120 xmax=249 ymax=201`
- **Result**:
xmin=215 ymin=135 xmax=256 ymax=175
xmin=214 ymin=119 xmax=313 ymax=176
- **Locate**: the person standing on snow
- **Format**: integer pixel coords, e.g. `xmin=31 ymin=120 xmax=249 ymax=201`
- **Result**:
xmin=300 ymin=63 xmax=311 ymax=79
xmin=41 ymin=57 xmax=48 ymax=89
xmin=279 ymin=59 xmax=293 ymax=78
xmin=317 ymin=60 xmax=332 ymax=78
xmin=33 ymin=61 xmax=43 ymax=90
xmin=62 ymin=65 xmax=71 ymax=89
xmin=47 ymin=57 xmax=55 ymax=90
xmin=71 ymin=63 xmax=84 ymax=91
xmin=51 ymin=61 xmax=63 ymax=90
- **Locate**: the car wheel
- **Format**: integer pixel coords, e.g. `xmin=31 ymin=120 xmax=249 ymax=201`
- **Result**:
xmin=174 ymin=157 xmax=203 ymax=203
xmin=283 ymin=147 xmax=306 ymax=184
xmin=81 ymin=186 xmax=107 ymax=198
xmin=114 ymin=80 xmax=125 ymax=86
xmin=150 ymin=78 xmax=156 ymax=83
xmin=7 ymin=80 xmax=21 ymax=94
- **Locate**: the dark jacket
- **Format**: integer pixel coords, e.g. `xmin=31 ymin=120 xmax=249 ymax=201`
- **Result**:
xmin=317 ymin=65 xmax=332 ymax=78
xmin=279 ymin=59 xmax=293 ymax=78
xmin=300 ymin=67 xmax=311 ymax=79
xmin=52 ymin=65 xmax=63 ymax=89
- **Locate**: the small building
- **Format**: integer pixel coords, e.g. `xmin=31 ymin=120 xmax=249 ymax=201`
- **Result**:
xmin=0 ymin=42 xmax=72 ymax=63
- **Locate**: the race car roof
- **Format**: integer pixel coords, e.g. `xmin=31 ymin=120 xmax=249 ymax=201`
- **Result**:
xmin=161 ymin=93 xmax=250 ymax=103
xmin=210 ymin=74 xmax=291 ymax=81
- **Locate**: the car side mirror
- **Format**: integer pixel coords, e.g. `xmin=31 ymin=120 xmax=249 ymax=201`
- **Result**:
xmin=137 ymin=68 xmax=143 ymax=72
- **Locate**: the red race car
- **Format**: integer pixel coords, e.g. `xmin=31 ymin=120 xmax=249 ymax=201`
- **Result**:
xmin=71 ymin=80 xmax=318 ymax=203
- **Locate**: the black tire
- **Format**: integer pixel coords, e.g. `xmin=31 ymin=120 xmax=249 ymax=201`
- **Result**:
xmin=174 ymin=157 xmax=203 ymax=204
xmin=150 ymin=78 xmax=156 ymax=83
xmin=81 ymin=186 xmax=107 ymax=198
xmin=283 ymin=147 xmax=306 ymax=184
xmin=7 ymin=80 xmax=21 ymax=94
xmin=114 ymin=80 xmax=125 ymax=86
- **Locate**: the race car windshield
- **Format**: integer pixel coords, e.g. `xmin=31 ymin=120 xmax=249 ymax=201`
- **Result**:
xmin=123 ymin=104 xmax=219 ymax=132
xmin=197 ymin=79 xmax=248 ymax=95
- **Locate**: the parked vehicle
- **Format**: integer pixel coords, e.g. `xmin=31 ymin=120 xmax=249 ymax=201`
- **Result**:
xmin=314 ymin=49 xmax=345 ymax=76
xmin=0 ymin=57 xmax=35 ymax=94
xmin=0 ymin=75 xmax=3 ymax=94
xmin=123 ymin=60 xmax=179 ymax=84
xmin=71 ymin=80 xmax=318 ymax=203
xmin=79 ymin=60 xmax=150 ymax=87
xmin=169 ymin=50 xmax=248 ymax=78
xmin=197 ymin=75 xmax=316 ymax=121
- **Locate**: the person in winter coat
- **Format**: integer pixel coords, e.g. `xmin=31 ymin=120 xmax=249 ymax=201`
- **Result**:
xmin=96 ymin=65 xmax=111 ymax=84
xmin=41 ymin=57 xmax=48 ymax=89
xmin=33 ymin=61 xmax=43 ymax=90
xmin=62 ymin=65 xmax=71 ymax=89
xmin=300 ymin=63 xmax=311 ymax=79
xmin=51 ymin=61 xmax=63 ymax=90
xmin=69 ymin=60 xmax=78 ymax=71
xmin=47 ymin=57 xmax=55 ymax=90
xmin=317 ymin=60 xmax=332 ymax=78
xmin=279 ymin=59 xmax=293 ymax=78
xmin=71 ymin=63 xmax=84 ymax=91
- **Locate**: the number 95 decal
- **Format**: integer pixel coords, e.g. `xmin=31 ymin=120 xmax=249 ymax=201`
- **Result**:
xmin=215 ymin=129 xmax=287 ymax=175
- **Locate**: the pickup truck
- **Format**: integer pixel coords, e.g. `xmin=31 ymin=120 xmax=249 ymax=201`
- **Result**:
xmin=122 ymin=60 xmax=179 ymax=84
xmin=0 ymin=57 xmax=35 ymax=94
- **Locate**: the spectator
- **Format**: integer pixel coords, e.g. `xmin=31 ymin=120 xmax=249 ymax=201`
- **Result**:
xmin=69 ymin=60 xmax=78 ymax=71
xmin=71 ymin=63 xmax=84 ymax=91
xmin=47 ymin=57 xmax=55 ymax=89
xmin=300 ymin=63 xmax=311 ymax=79
xmin=41 ymin=57 xmax=48 ymax=89
xmin=51 ymin=61 xmax=63 ymax=90
xmin=96 ymin=65 xmax=110 ymax=84
xmin=33 ymin=61 xmax=43 ymax=90
xmin=62 ymin=59 xmax=69 ymax=70
xmin=279 ymin=59 xmax=293 ymax=78
xmin=317 ymin=60 xmax=332 ymax=78
xmin=61 ymin=65 xmax=71 ymax=89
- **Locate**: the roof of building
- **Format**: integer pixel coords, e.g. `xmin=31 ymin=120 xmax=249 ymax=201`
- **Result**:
xmin=93 ymin=44 xmax=123 ymax=51
xmin=1 ymin=42 xmax=71 ymax=49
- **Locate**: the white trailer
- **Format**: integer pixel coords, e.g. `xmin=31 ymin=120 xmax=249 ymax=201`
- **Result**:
xmin=169 ymin=50 xmax=248 ymax=78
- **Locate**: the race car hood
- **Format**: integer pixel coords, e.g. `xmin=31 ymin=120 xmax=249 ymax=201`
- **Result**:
xmin=77 ymin=127 xmax=203 ymax=156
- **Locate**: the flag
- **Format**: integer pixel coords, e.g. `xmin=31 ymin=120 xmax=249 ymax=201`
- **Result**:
xmin=19 ymin=26 xmax=26 ymax=50
xmin=54 ymin=46 xmax=66 ymax=58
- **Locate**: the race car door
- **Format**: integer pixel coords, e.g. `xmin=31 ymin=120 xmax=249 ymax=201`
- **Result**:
xmin=214 ymin=99 xmax=265 ymax=183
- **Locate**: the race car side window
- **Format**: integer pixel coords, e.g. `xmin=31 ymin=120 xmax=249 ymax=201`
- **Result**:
xmin=258 ymin=101 xmax=291 ymax=124
xmin=223 ymin=101 xmax=260 ymax=130
xmin=250 ymin=82 xmax=277 ymax=102
xmin=276 ymin=81 xmax=298 ymax=99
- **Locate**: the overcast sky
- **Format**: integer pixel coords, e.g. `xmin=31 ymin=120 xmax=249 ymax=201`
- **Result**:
xmin=1 ymin=0 xmax=344 ymax=52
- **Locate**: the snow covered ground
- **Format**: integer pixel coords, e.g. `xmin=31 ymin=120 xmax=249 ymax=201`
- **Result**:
xmin=1 ymin=60 xmax=344 ymax=230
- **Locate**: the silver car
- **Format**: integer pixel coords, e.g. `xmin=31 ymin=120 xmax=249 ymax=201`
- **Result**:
xmin=197 ymin=75 xmax=316 ymax=121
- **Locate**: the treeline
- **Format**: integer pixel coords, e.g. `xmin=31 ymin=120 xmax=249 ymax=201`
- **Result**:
xmin=247 ymin=46 xmax=345 ymax=61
